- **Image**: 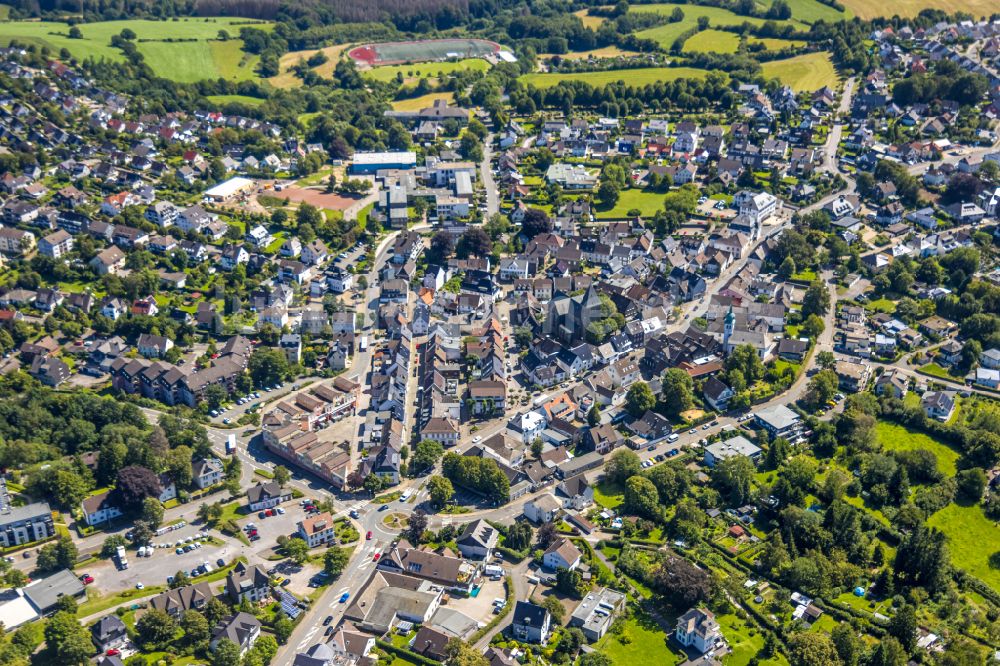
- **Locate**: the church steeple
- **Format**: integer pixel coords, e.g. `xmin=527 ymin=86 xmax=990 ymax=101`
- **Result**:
xmin=723 ymin=305 xmax=735 ymax=351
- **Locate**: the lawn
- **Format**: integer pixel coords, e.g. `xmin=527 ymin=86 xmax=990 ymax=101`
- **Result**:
xmin=867 ymin=297 xmax=896 ymax=313
xmin=520 ymin=66 xmax=710 ymax=88
xmin=0 ymin=18 xmax=271 ymax=82
xmin=596 ymin=188 xmax=665 ymax=219
xmin=594 ymin=479 xmax=625 ymax=509
xmin=597 ymin=609 xmax=687 ymax=666
xmin=875 ymin=422 xmax=960 ymax=477
xmin=683 ymin=29 xmax=740 ymax=54
xmin=390 ymin=92 xmax=455 ymax=112
xmin=761 ymin=51 xmax=839 ymax=92
xmin=634 ymin=4 xmax=795 ymax=48
xmin=206 ymin=94 xmax=266 ymax=107
xmin=77 ymin=585 xmax=165 ymax=617
xmin=717 ymin=613 xmax=789 ymax=666
xmin=364 ymin=58 xmax=489 ymax=83
xmin=919 ymin=362 xmax=963 ymax=382
xmin=928 ymin=503 xmax=1000 ymax=592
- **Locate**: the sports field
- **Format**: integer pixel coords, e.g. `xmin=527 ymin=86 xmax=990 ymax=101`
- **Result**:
xmin=761 ymin=51 xmax=838 ymax=91
xmin=633 ymin=4 xmax=795 ymax=48
xmin=363 ymin=58 xmax=489 ymax=83
xmin=683 ymin=29 xmax=740 ymax=53
xmin=520 ymin=66 xmax=710 ymax=88
xmin=0 ymin=18 xmax=270 ymax=82
xmin=349 ymin=38 xmax=499 ymax=66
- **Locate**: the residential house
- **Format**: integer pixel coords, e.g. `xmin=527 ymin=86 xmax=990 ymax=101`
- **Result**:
xmin=510 ymin=601 xmax=551 ymax=645
xmin=542 ymin=538 xmax=582 ymax=571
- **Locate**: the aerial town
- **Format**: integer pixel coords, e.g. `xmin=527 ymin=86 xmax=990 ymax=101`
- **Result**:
xmin=0 ymin=2 xmax=999 ymax=666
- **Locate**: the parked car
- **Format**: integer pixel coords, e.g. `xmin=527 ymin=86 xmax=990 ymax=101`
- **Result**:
xmin=366 ymin=531 xmax=372 ymax=540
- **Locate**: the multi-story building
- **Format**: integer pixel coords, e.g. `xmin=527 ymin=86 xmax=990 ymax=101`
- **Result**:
xmin=0 ymin=501 xmax=53 ymax=547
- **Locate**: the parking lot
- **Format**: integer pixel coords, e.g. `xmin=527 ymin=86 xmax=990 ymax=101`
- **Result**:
xmin=446 ymin=576 xmax=507 ymax=626
xmin=83 ymin=522 xmax=237 ymax=593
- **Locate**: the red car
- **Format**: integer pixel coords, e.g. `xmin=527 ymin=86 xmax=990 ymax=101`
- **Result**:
xmin=372 ymin=553 xmax=381 ymax=562
xmin=366 ymin=531 xmax=372 ymax=540
xmin=265 ymin=509 xmax=274 ymax=517
xmin=80 ymin=575 xmax=94 ymax=585
xmin=106 ymin=649 xmax=120 ymax=657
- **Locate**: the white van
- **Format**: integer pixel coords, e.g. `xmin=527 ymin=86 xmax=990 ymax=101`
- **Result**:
xmin=666 ymin=433 xmax=680 ymax=443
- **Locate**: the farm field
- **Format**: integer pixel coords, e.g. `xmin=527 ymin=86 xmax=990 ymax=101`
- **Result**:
xmin=363 ymin=57 xmax=489 ymax=83
xmin=0 ymin=18 xmax=270 ymax=82
xmin=206 ymin=94 xmax=266 ymax=106
xmin=876 ymin=422 xmax=960 ymax=477
xmin=683 ymin=29 xmax=740 ymax=54
xmin=543 ymin=45 xmax=640 ymax=60
xmin=390 ymin=92 xmax=455 ymax=111
xmin=928 ymin=503 xmax=1000 ymax=592
xmin=760 ymin=0 xmax=849 ymax=22
xmin=760 ymin=51 xmax=838 ymax=91
xmin=634 ymin=4 xmax=795 ymax=48
xmin=520 ymin=66 xmax=709 ymax=88
xmin=573 ymin=8 xmax=607 ymax=29
xmin=749 ymin=36 xmax=807 ymax=50
xmin=270 ymin=43 xmax=351 ymax=88
xmin=838 ymin=0 xmax=994 ymax=19
xmin=596 ymin=188 xmax=666 ymax=219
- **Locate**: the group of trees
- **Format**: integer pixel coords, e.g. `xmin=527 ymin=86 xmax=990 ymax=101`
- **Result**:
xmin=441 ymin=452 xmax=510 ymax=505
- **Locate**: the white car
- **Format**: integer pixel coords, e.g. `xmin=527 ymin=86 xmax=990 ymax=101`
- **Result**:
xmin=472 ymin=435 xmax=482 ymax=443
xmin=135 ymin=582 xmax=144 ymax=590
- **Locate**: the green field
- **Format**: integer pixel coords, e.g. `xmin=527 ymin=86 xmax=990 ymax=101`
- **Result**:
xmin=364 ymin=57 xmax=489 ymax=83
xmin=597 ymin=610 xmax=686 ymax=666
xmin=597 ymin=188 xmax=666 ymax=219
xmin=520 ymin=66 xmax=709 ymax=89
xmin=839 ymin=0 xmax=991 ymax=19
xmin=633 ymin=4 xmax=794 ymax=48
xmin=875 ymin=422 xmax=960 ymax=477
xmin=0 ymin=4 xmax=10 ymax=19
xmin=206 ymin=94 xmax=266 ymax=106
xmin=760 ymin=51 xmax=838 ymax=92
xmin=718 ymin=613 xmax=789 ymax=666
xmin=683 ymin=29 xmax=740 ymax=54
xmin=0 ymin=18 xmax=270 ymax=82
xmin=749 ymin=36 xmax=808 ymax=50
xmin=761 ymin=0 xmax=849 ymax=22
xmin=594 ymin=479 xmax=625 ymax=509
xmin=928 ymin=503 xmax=1000 ymax=592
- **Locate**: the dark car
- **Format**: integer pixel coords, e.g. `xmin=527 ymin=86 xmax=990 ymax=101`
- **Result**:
xmin=378 ymin=504 xmax=389 ymax=512
xmin=323 ymin=615 xmax=333 ymax=626
xmin=325 ymin=626 xmax=334 ymax=636
xmin=216 ymin=558 xmax=226 ymax=568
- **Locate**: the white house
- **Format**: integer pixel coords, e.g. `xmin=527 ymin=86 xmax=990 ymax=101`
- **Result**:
xmin=675 ymin=608 xmax=722 ymax=655
xmin=542 ymin=538 xmax=582 ymax=571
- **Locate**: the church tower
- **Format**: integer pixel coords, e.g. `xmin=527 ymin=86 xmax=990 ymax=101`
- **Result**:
xmin=723 ymin=305 xmax=735 ymax=352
